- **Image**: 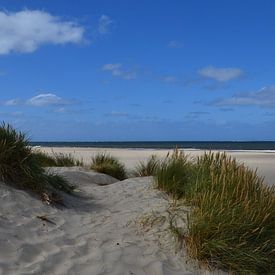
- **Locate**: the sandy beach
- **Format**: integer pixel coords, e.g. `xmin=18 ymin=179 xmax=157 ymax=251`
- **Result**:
xmin=0 ymin=166 xmax=223 ymax=275
xmin=40 ymin=147 xmax=275 ymax=186
xmin=0 ymin=146 xmax=273 ymax=274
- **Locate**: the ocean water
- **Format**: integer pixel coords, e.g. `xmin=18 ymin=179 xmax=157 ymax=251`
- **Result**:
xmin=30 ymin=141 xmax=275 ymax=150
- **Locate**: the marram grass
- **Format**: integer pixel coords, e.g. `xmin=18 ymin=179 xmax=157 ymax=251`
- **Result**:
xmin=155 ymin=149 xmax=194 ymax=199
xmin=0 ymin=123 xmax=74 ymax=204
xmin=33 ymin=151 xmax=83 ymax=167
xmin=131 ymin=155 xmax=160 ymax=177
xmin=90 ymin=152 xmax=126 ymax=180
xmin=155 ymin=150 xmax=275 ymax=274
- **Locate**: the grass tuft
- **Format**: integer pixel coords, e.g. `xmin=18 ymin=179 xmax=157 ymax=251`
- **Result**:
xmin=33 ymin=151 xmax=83 ymax=167
xmin=155 ymin=150 xmax=275 ymax=273
xmin=90 ymin=152 xmax=126 ymax=180
xmin=131 ymin=155 xmax=160 ymax=177
xmin=0 ymin=123 xmax=74 ymax=204
xmin=155 ymin=149 xmax=193 ymax=199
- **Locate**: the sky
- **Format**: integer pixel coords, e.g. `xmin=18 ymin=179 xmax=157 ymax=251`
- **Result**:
xmin=0 ymin=0 xmax=275 ymax=141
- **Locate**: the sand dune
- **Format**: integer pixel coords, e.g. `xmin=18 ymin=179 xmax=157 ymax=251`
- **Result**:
xmin=0 ymin=167 xmax=225 ymax=275
xmin=40 ymin=147 xmax=275 ymax=186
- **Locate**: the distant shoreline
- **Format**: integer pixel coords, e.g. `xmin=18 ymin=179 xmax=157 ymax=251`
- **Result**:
xmin=30 ymin=141 xmax=275 ymax=150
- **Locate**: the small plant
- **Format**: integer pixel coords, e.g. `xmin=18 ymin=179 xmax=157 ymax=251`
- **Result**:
xmin=0 ymin=123 xmax=74 ymax=204
xmin=132 ymin=155 xmax=160 ymax=177
xmin=53 ymin=153 xmax=83 ymax=167
xmin=32 ymin=151 xmax=58 ymax=167
xmin=33 ymin=151 xmax=83 ymax=167
xmin=90 ymin=152 xmax=126 ymax=180
xmin=155 ymin=149 xmax=193 ymax=198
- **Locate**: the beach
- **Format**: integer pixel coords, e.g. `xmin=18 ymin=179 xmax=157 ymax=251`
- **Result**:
xmin=0 ymin=166 xmax=221 ymax=275
xmin=0 ymin=146 xmax=273 ymax=274
xmin=40 ymin=147 xmax=275 ymax=186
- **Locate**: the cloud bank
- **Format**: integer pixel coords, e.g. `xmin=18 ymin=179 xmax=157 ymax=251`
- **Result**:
xmin=0 ymin=10 xmax=85 ymax=54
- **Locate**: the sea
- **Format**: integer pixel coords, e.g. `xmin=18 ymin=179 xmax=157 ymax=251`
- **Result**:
xmin=30 ymin=141 xmax=275 ymax=151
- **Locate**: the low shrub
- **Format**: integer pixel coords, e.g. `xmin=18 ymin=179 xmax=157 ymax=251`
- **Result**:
xmin=131 ymin=155 xmax=160 ymax=177
xmin=90 ymin=152 xmax=126 ymax=180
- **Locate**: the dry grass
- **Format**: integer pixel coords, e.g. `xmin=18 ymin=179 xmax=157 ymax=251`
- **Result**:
xmin=155 ymin=150 xmax=275 ymax=273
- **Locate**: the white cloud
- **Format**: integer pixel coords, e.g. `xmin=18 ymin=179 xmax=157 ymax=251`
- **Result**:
xmin=212 ymin=85 xmax=275 ymax=108
xmin=161 ymin=76 xmax=177 ymax=83
xmin=199 ymin=66 xmax=243 ymax=82
xmin=168 ymin=40 xmax=183 ymax=48
xmin=98 ymin=15 xmax=113 ymax=34
xmin=0 ymin=10 xmax=85 ymax=54
xmin=4 ymin=98 xmax=21 ymax=106
xmin=2 ymin=93 xmax=71 ymax=107
xmin=54 ymin=107 xmax=66 ymax=113
xmin=102 ymin=63 xmax=136 ymax=80
xmin=27 ymin=93 xmax=68 ymax=106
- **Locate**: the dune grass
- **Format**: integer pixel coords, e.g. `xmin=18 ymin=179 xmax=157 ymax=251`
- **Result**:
xmin=155 ymin=150 xmax=275 ymax=274
xmin=131 ymin=155 xmax=160 ymax=177
xmin=90 ymin=152 xmax=126 ymax=180
xmin=0 ymin=123 xmax=74 ymax=203
xmin=33 ymin=151 xmax=83 ymax=167
xmin=156 ymin=150 xmax=194 ymax=198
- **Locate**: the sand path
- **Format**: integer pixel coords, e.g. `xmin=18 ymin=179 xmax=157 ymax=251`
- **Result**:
xmin=0 ymin=167 xmax=219 ymax=275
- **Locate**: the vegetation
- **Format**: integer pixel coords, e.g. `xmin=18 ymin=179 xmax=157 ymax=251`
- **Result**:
xmin=33 ymin=151 xmax=83 ymax=167
xmin=90 ymin=152 xmax=126 ymax=180
xmin=156 ymin=150 xmax=194 ymax=198
xmin=0 ymin=123 xmax=74 ymax=204
xmin=155 ymin=150 xmax=275 ymax=274
xmin=131 ymin=155 xmax=160 ymax=177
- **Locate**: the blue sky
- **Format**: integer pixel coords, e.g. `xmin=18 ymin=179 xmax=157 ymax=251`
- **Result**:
xmin=0 ymin=0 xmax=275 ymax=141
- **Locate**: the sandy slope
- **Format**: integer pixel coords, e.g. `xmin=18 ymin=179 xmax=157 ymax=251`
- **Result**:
xmin=0 ymin=167 xmax=224 ymax=275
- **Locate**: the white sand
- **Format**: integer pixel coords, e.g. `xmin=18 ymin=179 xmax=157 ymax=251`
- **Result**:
xmin=40 ymin=147 xmax=275 ymax=186
xmin=1 ymin=147 xmax=273 ymax=274
xmin=0 ymin=167 xmax=224 ymax=275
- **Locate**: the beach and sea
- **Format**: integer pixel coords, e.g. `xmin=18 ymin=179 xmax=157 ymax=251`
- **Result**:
xmin=0 ymin=140 xmax=274 ymax=274
xmin=36 ymin=142 xmax=275 ymax=186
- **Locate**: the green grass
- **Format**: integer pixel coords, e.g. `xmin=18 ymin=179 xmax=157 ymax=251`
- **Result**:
xmin=90 ymin=152 xmax=126 ymax=180
xmin=0 ymin=123 xmax=74 ymax=204
xmin=155 ymin=150 xmax=275 ymax=274
xmin=131 ymin=155 xmax=160 ymax=177
xmin=155 ymin=149 xmax=194 ymax=199
xmin=33 ymin=151 xmax=83 ymax=167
